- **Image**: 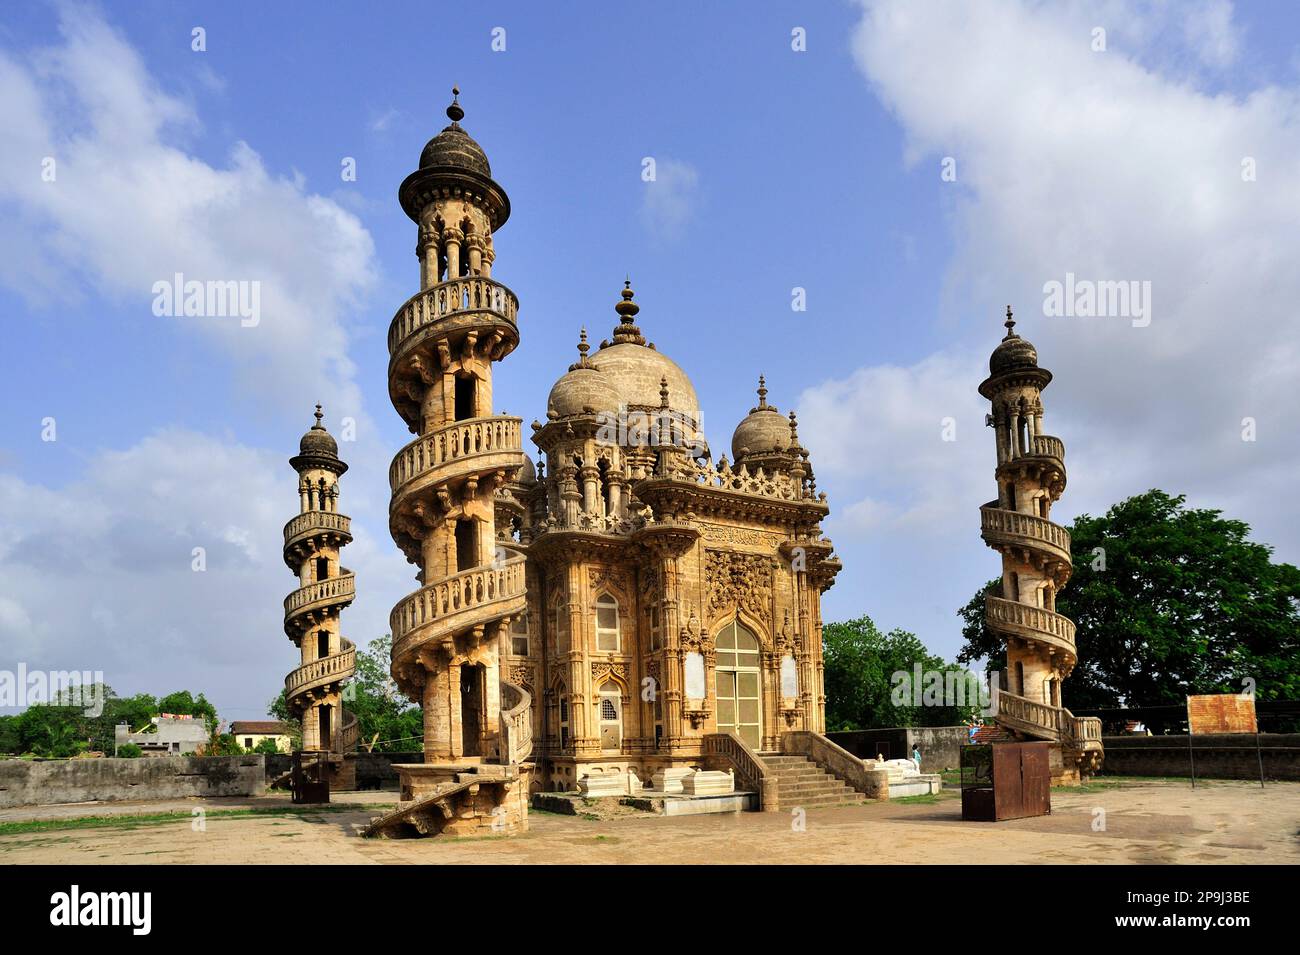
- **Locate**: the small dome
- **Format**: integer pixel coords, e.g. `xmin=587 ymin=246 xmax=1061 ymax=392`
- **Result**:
xmin=732 ymin=377 xmax=790 ymax=459
xmin=548 ymin=330 xmax=621 ymax=417
xmin=418 ymin=89 xmax=491 ymax=177
xmin=989 ymin=306 xmax=1038 ymax=374
xmin=548 ymin=365 xmax=621 ymax=417
xmin=516 ymin=456 xmax=537 ymax=485
xmin=299 ymin=406 xmax=338 ymax=458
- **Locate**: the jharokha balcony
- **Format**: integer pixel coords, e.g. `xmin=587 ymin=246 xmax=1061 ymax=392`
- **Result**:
xmin=286 ymin=638 xmax=356 ymax=700
xmin=985 ymin=594 xmax=1077 ymax=662
xmin=390 ymin=555 xmax=527 ymax=665
xmin=283 ymin=570 xmax=356 ymax=638
xmin=387 ymin=275 xmax=519 ymax=358
xmin=979 ymin=504 xmax=1072 ymax=569
xmin=389 ymin=415 xmax=523 ymax=501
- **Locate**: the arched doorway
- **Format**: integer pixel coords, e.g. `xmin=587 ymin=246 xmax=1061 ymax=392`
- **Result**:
xmin=461 ymin=663 xmax=484 ymax=756
xmin=714 ymin=620 xmax=761 ymax=749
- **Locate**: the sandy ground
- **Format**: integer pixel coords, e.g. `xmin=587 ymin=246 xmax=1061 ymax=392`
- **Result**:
xmin=1 ymin=779 xmax=1295 ymax=864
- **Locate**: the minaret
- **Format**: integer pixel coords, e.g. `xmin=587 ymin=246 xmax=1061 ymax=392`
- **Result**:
xmin=386 ymin=89 xmax=529 ymax=768
xmin=979 ymin=307 xmax=1102 ymax=782
xmin=283 ymin=405 xmax=357 ymax=788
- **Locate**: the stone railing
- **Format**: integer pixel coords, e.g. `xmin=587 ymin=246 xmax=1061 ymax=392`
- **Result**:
xmin=665 ymin=457 xmax=808 ymax=502
xmin=389 ymin=416 xmax=523 ymax=493
xmin=979 ymin=505 xmax=1072 ymax=563
xmin=780 ymin=730 xmax=889 ymax=802
xmin=702 ymin=732 xmax=775 ymax=810
xmin=985 ymin=596 xmax=1076 ymax=654
xmin=994 ymin=689 xmax=1065 ymax=741
xmin=1072 ymin=715 xmax=1103 ymax=744
xmin=338 ymin=708 xmax=359 ymax=755
xmin=387 ymin=276 xmax=519 ymax=354
xmin=286 ymin=640 xmax=356 ymax=698
xmin=284 ymin=571 xmax=356 ymax=621
xmin=283 ymin=510 xmax=351 ymax=547
xmin=1031 ymin=433 xmax=1065 ymax=463
xmin=390 ymin=556 xmax=527 ymax=656
xmin=499 ymin=681 xmax=533 ymax=765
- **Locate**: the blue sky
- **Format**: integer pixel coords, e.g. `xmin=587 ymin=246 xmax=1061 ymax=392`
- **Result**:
xmin=3 ymin=0 xmax=1300 ymax=722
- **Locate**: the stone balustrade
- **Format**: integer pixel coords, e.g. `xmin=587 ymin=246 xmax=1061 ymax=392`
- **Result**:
xmin=286 ymin=641 xmax=357 ymax=697
xmin=979 ymin=505 xmax=1072 ymax=564
xmin=283 ymin=510 xmax=351 ymax=546
xmin=388 ymin=275 xmax=519 ymax=355
xmin=284 ymin=571 xmax=356 ymax=628
xmin=391 ymin=556 xmax=527 ymax=657
xmin=985 ymin=595 xmax=1076 ymax=655
xmin=389 ymin=416 xmax=522 ymax=494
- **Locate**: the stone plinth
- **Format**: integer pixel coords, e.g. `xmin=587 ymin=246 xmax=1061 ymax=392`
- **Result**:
xmin=681 ymin=769 xmax=734 ymax=795
xmin=650 ymin=768 xmax=695 ymax=794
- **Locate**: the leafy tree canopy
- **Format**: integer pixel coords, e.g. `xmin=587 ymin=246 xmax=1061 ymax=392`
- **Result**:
xmin=823 ymin=615 xmax=983 ymax=731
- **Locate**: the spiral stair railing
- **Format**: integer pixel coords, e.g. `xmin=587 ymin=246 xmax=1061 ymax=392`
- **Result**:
xmin=283 ymin=510 xmax=356 ymax=760
xmin=386 ymin=264 xmax=530 ymax=765
xmin=982 ymin=493 xmax=1102 ymax=769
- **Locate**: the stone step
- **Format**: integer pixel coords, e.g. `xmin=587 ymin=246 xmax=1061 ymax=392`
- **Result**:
xmin=782 ymin=792 xmax=863 ymax=808
xmin=778 ymin=783 xmax=854 ymax=797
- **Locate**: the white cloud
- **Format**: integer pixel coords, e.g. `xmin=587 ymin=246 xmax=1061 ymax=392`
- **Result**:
xmin=0 ymin=7 xmax=377 ymax=414
xmin=640 ymin=157 xmax=700 ymax=239
xmin=0 ymin=429 xmax=411 ymax=719
xmin=845 ymin=0 xmax=1300 ymax=561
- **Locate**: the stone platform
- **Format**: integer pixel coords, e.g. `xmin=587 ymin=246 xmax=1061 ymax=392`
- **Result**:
xmin=533 ymin=790 xmax=756 ymax=817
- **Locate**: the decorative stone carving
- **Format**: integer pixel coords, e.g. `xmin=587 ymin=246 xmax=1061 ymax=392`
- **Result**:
xmin=705 ymin=550 xmax=772 ymax=622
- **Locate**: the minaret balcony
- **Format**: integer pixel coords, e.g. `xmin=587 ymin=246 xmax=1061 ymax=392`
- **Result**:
xmin=390 ymin=555 xmax=527 ymax=667
xmin=387 ymin=275 xmax=519 ymax=359
xmin=979 ymin=505 xmax=1072 ymax=569
xmin=1029 ymin=433 xmax=1065 ymax=466
xmin=985 ymin=595 xmax=1077 ymax=662
xmin=282 ymin=511 xmax=352 ymax=568
xmin=286 ymin=638 xmax=356 ymax=701
xmin=389 ymin=415 xmax=524 ymax=502
xmin=283 ymin=569 xmax=356 ymax=638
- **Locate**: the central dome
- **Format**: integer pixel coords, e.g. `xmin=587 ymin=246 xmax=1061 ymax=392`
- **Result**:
xmin=589 ymin=343 xmax=700 ymax=425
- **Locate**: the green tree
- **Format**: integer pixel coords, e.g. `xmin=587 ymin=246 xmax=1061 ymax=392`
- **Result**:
xmin=157 ymin=690 xmax=219 ymax=731
xmin=957 ymin=490 xmax=1300 ymax=707
xmin=823 ymin=615 xmax=982 ymax=731
xmin=348 ymin=635 xmax=423 ymax=752
xmin=117 ymin=742 xmax=143 ymax=758
xmin=251 ymin=737 xmax=282 ymax=755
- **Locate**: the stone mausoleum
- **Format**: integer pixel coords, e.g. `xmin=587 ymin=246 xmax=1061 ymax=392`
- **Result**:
xmin=361 ymin=90 xmax=848 ymax=834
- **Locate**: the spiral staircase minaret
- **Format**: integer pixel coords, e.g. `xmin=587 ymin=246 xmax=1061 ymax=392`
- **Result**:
xmin=979 ymin=307 xmax=1102 ymax=783
xmin=284 ymin=405 xmax=358 ymax=789
xmin=386 ymin=89 xmax=531 ymax=768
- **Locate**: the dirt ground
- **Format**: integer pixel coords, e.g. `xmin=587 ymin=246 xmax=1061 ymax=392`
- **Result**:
xmin=1 ymin=778 xmax=1295 ymax=864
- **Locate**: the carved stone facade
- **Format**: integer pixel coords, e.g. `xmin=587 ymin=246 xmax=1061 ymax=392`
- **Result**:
xmin=384 ymin=91 xmax=840 ymax=798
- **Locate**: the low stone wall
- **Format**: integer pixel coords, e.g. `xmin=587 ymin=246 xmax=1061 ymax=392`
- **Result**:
xmin=1100 ymin=734 xmax=1300 ymax=781
xmin=0 ymin=755 xmax=265 ymax=808
xmin=828 ymin=726 xmax=970 ymax=771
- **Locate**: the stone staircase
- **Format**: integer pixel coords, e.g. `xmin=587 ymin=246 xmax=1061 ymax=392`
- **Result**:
xmin=760 ymin=754 xmax=862 ymax=808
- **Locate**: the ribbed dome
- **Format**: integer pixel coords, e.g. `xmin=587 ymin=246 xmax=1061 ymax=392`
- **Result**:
xmin=299 ymin=408 xmax=338 ymax=457
xmin=419 ymin=123 xmax=491 ymax=176
xmin=417 ymin=88 xmax=491 ymax=177
xmin=290 ymin=405 xmax=347 ymax=475
xmin=989 ymin=306 xmax=1039 ymax=374
xmin=731 ymin=378 xmax=790 ymax=459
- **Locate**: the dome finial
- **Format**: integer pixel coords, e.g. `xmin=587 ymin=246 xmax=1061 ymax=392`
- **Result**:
xmin=612 ymin=278 xmax=646 ymax=345
xmin=756 ymin=375 xmax=768 ymax=409
xmin=1004 ymin=305 xmax=1017 ymax=339
xmin=788 ymin=409 xmax=800 ymax=444
xmin=313 ymin=404 xmax=324 ymax=429
xmin=660 ymin=375 xmax=670 ymax=409
xmin=577 ymin=326 xmax=589 ymax=360
xmin=446 ymin=86 xmax=464 ymax=124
